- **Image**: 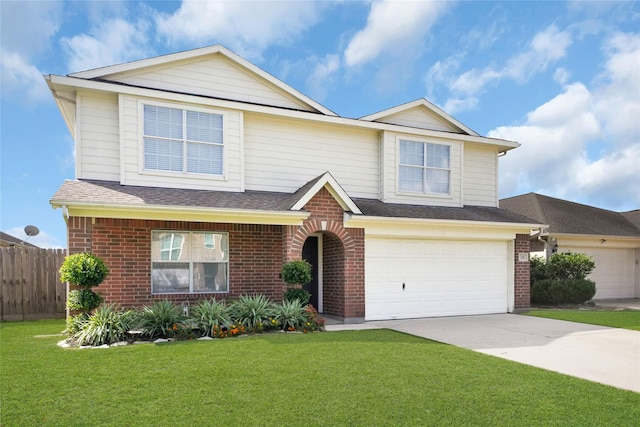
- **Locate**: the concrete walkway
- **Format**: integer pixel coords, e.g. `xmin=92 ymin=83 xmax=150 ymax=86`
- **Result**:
xmin=326 ymin=314 xmax=640 ymax=393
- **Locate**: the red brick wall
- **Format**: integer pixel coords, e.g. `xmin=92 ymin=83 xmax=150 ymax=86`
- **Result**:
xmin=322 ymin=233 xmax=344 ymax=316
xmin=514 ymin=234 xmax=531 ymax=310
xmin=67 ymin=217 xmax=285 ymax=307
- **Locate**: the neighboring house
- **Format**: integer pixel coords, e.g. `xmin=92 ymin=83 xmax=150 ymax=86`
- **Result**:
xmin=46 ymin=45 xmax=540 ymax=322
xmin=501 ymin=193 xmax=640 ymax=300
xmin=0 ymin=232 xmax=39 ymax=248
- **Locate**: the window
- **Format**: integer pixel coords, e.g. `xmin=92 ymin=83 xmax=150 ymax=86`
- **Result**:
xmin=143 ymin=104 xmax=224 ymax=175
xmin=151 ymin=231 xmax=229 ymax=294
xmin=399 ymin=140 xmax=450 ymax=194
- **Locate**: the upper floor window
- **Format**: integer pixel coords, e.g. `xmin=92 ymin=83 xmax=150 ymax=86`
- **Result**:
xmin=143 ymin=104 xmax=224 ymax=175
xmin=399 ymin=139 xmax=450 ymax=194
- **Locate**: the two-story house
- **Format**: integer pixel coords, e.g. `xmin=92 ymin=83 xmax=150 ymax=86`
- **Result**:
xmin=47 ymin=45 xmax=539 ymax=322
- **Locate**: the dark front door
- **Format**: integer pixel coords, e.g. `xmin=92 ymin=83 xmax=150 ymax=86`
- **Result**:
xmin=302 ymin=236 xmax=319 ymax=309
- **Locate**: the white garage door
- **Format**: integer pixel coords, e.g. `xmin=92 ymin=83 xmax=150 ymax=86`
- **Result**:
xmin=366 ymin=238 xmax=509 ymax=320
xmin=562 ymin=247 xmax=636 ymax=299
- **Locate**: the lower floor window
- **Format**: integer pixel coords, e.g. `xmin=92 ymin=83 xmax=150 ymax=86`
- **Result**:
xmin=151 ymin=231 xmax=229 ymax=293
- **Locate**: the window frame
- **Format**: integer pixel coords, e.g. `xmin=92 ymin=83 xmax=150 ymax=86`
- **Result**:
xmin=139 ymin=100 xmax=227 ymax=178
xmin=151 ymin=230 xmax=229 ymax=295
xmin=397 ymin=138 xmax=452 ymax=196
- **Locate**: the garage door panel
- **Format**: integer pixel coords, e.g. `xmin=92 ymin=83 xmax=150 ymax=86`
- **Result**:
xmin=365 ymin=239 xmax=509 ymax=320
xmin=562 ymin=247 xmax=635 ymax=299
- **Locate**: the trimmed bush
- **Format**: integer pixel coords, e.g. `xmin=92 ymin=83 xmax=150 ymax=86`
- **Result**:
xmin=530 ymin=256 xmax=547 ymax=284
xmin=546 ymin=253 xmax=595 ymax=280
xmin=59 ymin=253 xmax=109 ymax=287
xmin=281 ymin=260 xmax=312 ymax=286
xmin=531 ymin=278 xmax=596 ymax=305
xmin=284 ymin=287 xmax=311 ymax=305
xmin=66 ymin=289 xmax=103 ymax=312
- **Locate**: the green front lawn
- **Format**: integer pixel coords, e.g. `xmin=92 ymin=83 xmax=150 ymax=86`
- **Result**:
xmin=1 ymin=320 xmax=638 ymax=426
xmin=525 ymin=309 xmax=640 ymax=331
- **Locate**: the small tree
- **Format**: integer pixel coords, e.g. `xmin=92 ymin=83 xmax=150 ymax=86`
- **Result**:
xmin=281 ymin=260 xmax=312 ymax=305
xmin=546 ymin=252 xmax=595 ymax=280
xmin=60 ymin=253 xmax=109 ymax=314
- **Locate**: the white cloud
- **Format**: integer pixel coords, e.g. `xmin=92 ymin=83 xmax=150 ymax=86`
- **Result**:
xmin=344 ymin=0 xmax=449 ymax=67
xmin=0 ymin=1 xmax=63 ymax=104
xmin=494 ymin=32 xmax=640 ymax=211
xmin=155 ymin=0 xmax=325 ymax=60
xmin=433 ymin=25 xmax=572 ymax=113
xmin=306 ymin=54 xmax=341 ymax=101
xmin=0 ymin=51 xmax=50 ymax=103
xmin=443 ymin=97 xmax=478 ymax=115
xmin=61 ymin=18 xmax=152 ymax=72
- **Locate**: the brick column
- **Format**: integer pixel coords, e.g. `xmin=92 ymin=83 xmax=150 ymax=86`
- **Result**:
xmin=514 ymin=234 xmax=531 ymax=310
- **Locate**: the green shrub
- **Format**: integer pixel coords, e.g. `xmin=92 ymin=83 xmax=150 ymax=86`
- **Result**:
xmin=59 ymin=253 xmax=109 ymax=287
xmin=189 ymin=298 xmax=231 ymax=337
xmin=276 ymin=299 xmax=308 ymax=331
xmin=73 ymin=305 xmax=134 ymax=346
xmin=66 ymin=289 xmax=103 ymax=312
xmin=283 ymin=287 xmax=311 ymax=305
xmin=228 ymin=294 xmax=276 ymax=332
xmin=66 ymin=313 xmax=89 ymax=335
xmin=546 ymin=252 xmax=595 ymax=280
xmin=530 ymin=256 xmax=547 ymax=284
xmin=304 ymin=304 xmax=325 ymax=332
xmin=531 ymin=279 xmax=596 ymax=305
xmin=281 ymin=260 xmax=312 ymax=286
xmin=135 ymin=300 xmax=185 ymax=339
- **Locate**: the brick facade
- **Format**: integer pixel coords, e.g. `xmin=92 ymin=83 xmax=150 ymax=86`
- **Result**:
xmin=66 ymin=187 xmax=366 ymax=319
xmin=514 ymin=234 xmax=531 ymax=310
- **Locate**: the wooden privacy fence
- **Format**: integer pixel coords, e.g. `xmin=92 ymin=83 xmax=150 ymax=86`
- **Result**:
xmin=0 ymin=247 xmax=67 ymax=321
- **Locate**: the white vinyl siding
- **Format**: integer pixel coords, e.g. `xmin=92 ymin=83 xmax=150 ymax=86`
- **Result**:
xmin=120 ymin=95 xmax=243 ymax=191
xmin=76 ymin=91 xmax=120 ymax=181
xmin=463 ymin=144 xmax=499 ymax=207
xmin=243 ymin=113 xmax=380 ymax=198
xmin=109 ymin=54 xmax=313 ymax=112
xmin=380 ymin=131 xmax=462 ymax=207
xmin=376 ymin=108 xmax=462 ymax=133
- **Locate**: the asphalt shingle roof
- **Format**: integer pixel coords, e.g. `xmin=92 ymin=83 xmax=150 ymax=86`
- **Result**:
xmin=51 ymin=179 xmax=540 ymax=225
xmin=500 ymin=193 xmax=640 ymax=237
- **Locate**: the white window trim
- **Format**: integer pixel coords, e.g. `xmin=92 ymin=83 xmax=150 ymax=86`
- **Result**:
xmin=151 ymin=230 xmax=230 ymax=295
xmin=396 ymin=136 xmax=453 ymax=198
xmin=138 ymin=99 xmax=228 ymax=181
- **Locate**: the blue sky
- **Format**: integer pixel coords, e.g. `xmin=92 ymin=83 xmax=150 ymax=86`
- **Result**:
xmin=1 ymin=0 xmax=639 ymax=248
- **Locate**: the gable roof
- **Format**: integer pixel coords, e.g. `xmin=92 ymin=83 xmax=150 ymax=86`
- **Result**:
xmin=290 ymin=172 xmax=362 ymax=214
xmin=359 ymin=98 xmax=480 ymax=136
xmin=500 ymin=193 xmax=640 ymax=237
xmin=68 ymin=45 xmax=337 ymax=117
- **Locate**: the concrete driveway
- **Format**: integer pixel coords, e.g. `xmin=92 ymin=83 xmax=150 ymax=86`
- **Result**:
xmin=326 ymin=314 xmax=640 ymax=393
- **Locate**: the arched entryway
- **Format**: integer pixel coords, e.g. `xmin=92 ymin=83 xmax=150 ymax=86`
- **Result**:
xmin=300 ymin=232 xmax=345 ymax=317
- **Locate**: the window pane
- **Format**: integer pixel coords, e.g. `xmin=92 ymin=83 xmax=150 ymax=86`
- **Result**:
xmin=144 ymin=138 xmax=183 ymax=172
xmin=399 ymin=166 xmax=424 ymax=192
xmin=193 ymin=263 xmax=227 ymax=292
xmin=144 ymin=105 xmax=183 ymax=139
xmin=152 ymin=232 xmax=190 ymax=262
xmin=191 ymin=233 xmax=228 ymax=262
xmin=186 ymin=143 xmax=223 ymax=175
xmin=426 ymin=143 xmax=450 ymax=168
xmin=152 ymin=262 xmax=190 ymax=293
xmin=425 ymin=169 xmax=450 ymax=194
xmin=399 ymin=140 xmax=424 ymax=166
xmin=186 ymin=111 xmax=223 ymax=143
